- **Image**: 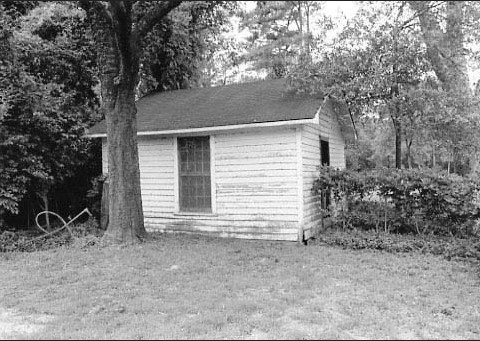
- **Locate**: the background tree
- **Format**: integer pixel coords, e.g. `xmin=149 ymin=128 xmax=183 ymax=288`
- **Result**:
xmin=137 ymin=1 xmax=236 ymax=94
xmin=289 ymin=1 xmax=480 ymax=173
xmin=408 ymin=1 xmax=471 ymax=94
xmin=240 ymin=1 xmax=324 ymax=78
xmin=408 ymin=1 xmax=480 ymax=173
xmin=290 ymin=1 xmax=431 ymax=168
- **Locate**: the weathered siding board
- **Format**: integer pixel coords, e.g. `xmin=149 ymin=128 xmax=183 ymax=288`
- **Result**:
xmin=143 ymin=216 xmax=298 ymax=239
xmin=138 ymin=136 xmax=176 ymax=214
xmin=213 ymin=128 xmax=299 ymax=234
xmin=216 ymin=163 xmax=297 ymax=172
xmin=149 ymin=229 xmax=298 ymax=241
xmin=143 ymin=213 xmax=299 ymax=222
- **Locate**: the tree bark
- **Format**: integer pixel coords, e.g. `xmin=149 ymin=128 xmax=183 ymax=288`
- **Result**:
xmin=394 ymin=120 xmax=402 ymax=169
xmin=405 ymin=137 xmax=413 ymax=169
xmin=298 ymin=1 xmax=304 ymax=58
xmin=104 ymin=85 xmax=145 ymax=243
xmin=444 ymin=1 xmax=470 ymax=94
xmin=95 ymin=3 xmax=145 ymax=244
xmin=391 ymin=23 xmax=402 ymax=170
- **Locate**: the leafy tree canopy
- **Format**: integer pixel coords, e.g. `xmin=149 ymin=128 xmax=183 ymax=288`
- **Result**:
xmin=0 ymin=1 xmax=99 ymax=219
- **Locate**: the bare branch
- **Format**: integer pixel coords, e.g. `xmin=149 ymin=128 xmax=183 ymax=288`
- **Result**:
xmin=401 ymin=1 xmax=446 ymax=32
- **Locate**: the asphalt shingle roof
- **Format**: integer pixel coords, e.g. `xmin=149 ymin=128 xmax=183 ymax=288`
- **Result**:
xmin=87 ymin=78 xmax=323 ymax=135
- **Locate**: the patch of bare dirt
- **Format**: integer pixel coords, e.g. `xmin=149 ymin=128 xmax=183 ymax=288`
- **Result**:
xmin=0 ymin=308 xmax=53 ymax=339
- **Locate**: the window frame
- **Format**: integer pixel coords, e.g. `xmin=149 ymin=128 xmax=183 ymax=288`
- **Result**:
xmin=319 ymin=137 xmax=331 ymax=209
xmin=174 ymin=135 xmax=216 ymax=214
xmin=320 ymin=138 xmax=330 ymax=166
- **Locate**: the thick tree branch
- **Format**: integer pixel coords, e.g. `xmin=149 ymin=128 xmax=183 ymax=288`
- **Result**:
xmin=134 ymin=0 xmax=183 ymax=39
xmin=109 ymin=1 xmax=136 ymax=80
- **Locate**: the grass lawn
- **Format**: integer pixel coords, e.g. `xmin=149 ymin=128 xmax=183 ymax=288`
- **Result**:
xmin=1 ymin=233 xmax=479 ymax=340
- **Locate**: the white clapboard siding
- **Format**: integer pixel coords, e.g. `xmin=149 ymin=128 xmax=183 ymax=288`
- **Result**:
xmin=137 ymin=127 xmax=300 ymax=241
xmin=323 ymin=107 xmax=346 ymax=170
xmin=138 ymin=136 xmax=176 ymax=213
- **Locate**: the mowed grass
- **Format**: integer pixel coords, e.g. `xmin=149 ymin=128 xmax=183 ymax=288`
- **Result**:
xmin=1 ymin=233 xmax=479 ymax=340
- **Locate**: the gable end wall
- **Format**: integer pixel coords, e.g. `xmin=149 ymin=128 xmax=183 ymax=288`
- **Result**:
xmin=302 ymin=106 xmax=346 ymax=239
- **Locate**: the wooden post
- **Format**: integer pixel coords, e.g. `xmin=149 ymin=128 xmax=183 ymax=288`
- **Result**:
xmin=101 ymin=177 xmax=109 ymax=230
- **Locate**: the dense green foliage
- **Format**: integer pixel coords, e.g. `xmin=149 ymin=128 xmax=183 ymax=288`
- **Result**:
xmin=240 ymin=1 xmax=325 ymax=78
xmin=313 ymin=166 xmax=480 ymax=236
xmin=0 ymin=2 xmax=101 ymax=227
xmin=137 ymin=1 xmax=236 ymax=95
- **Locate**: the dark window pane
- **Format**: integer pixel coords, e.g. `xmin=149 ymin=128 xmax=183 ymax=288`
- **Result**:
xmin=320 ymin=138 xmax=331 ymax=208
xmin=320 ymin=139 xmax=330 ymax=166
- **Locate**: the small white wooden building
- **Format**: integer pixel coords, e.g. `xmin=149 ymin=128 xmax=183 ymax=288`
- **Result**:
xmin=88 ymin=79 xmax=348 ymax=242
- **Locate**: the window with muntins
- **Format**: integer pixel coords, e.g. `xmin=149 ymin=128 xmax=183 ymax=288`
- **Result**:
xmin=178 ymin=136 xmax=211 ymax=212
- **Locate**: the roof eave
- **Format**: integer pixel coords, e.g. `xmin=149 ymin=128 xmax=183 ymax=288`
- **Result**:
xmin=87 ymin=117 xmax=317 ymax=138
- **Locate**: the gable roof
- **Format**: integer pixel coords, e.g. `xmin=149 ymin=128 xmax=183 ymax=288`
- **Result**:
xmin=87 ymin=78 xmax=324 ymax=137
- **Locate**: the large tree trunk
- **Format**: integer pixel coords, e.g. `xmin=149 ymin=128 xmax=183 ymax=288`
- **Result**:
xmin=444 ymin=1 xmax=470 ymax=94
xmin=96 ymin=4 xmax=146 ymax=244
xmin=83 ymin=0 xmax=182 ymax=244
xmin=298 ymin=1 xmax=304 ymax=58
xmin=394 ymin=120 xmax=402 ymax=169
xmin=104 ymin=85 xmax=145 ymax=243
xmin=390 ymin=78 xmax=401 ymax=169
xmin=405 ymin=137 xmax=413 ymax=169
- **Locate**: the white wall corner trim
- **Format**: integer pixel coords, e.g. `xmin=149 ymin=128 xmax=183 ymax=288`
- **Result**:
xmin=210 ymin=134 xmax=217 ymax=214
xmin=173 ymin=137 xmax=179 ymax=213
xmin=296 ymin=126 xmax=304 ymax=242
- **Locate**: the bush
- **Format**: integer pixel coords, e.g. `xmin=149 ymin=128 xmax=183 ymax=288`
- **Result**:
xmin=313 ymin=167 xmax=480 ymax=237
xmin=313 ymin=228 xmax=480 ymax=261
